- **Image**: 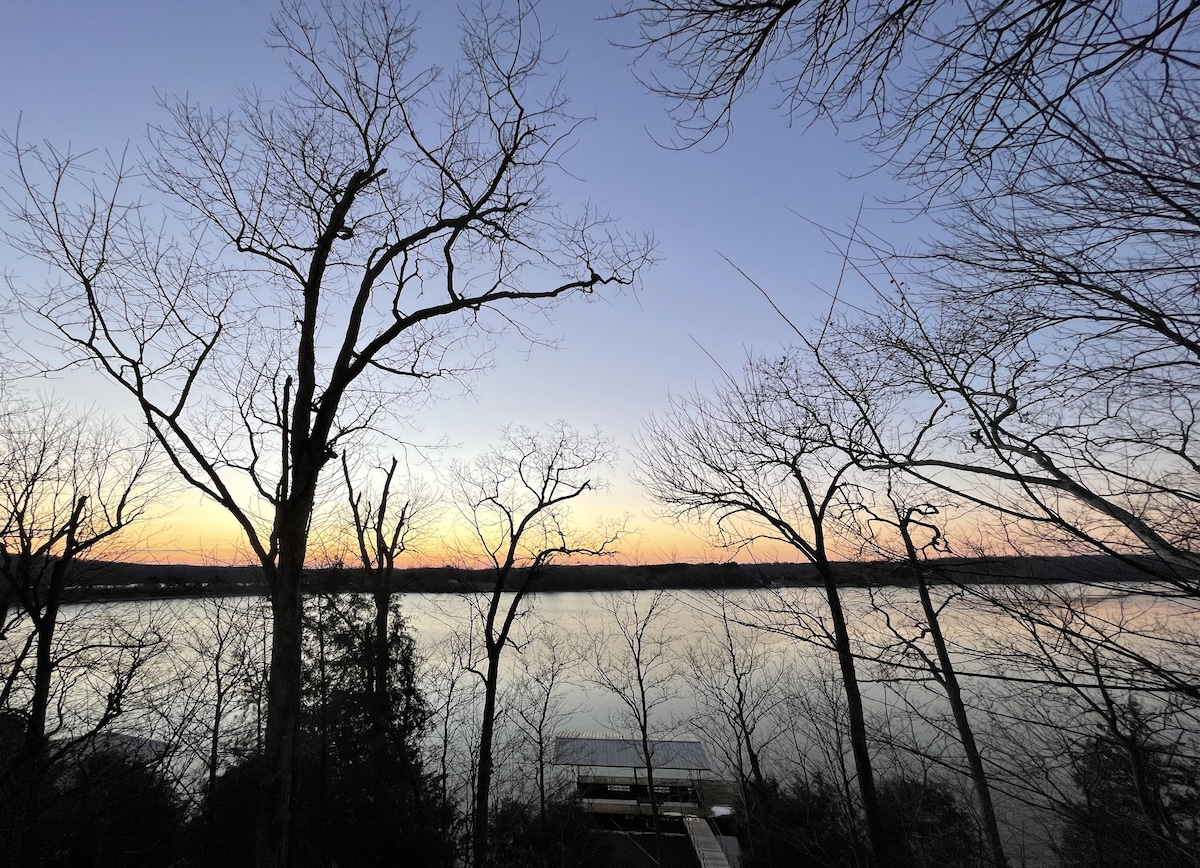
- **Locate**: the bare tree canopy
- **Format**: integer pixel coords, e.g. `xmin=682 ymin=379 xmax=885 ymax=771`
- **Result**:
xmin=450 ymin=422 xmax=620 ymax=868
xmin=811 ymin=72 xmax=1200 ymax=591
xmin=5 ymin=1 xmax=651 ymax=570
xmin=638 ymin=354 xmax=901 ymax=866
xmin=623 ymin=0 xmax=1200 ymax=589
xmin=618 ymin=0 xmax=1200 ymax=183
xmin=0 ymin=396 xmax=163 ymax=862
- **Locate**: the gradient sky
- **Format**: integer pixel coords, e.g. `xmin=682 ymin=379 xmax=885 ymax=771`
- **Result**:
xmin=0 ymin=1 xmax=928 ymax=565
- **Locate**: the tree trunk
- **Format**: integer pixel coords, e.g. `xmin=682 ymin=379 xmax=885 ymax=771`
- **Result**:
xmin=25 ymin=593 xmax=59 ymax=759
xmin=0 ymin=586 xmax=11 ymax=640
xmin=916 ymin=574 xmax=1008 ymax=868
xmin=208 ymin=668 xmax=223 ymax=807
xmin=819 ymin=564 xmax=888 ymax=868
xmin=24 ymin=506 xmax=79 ymax=758
xmin=640 ymin=726 xmax=664 ymax=864
xmin=372 ymin=584 xmax=391 ymax=726
xmin=8 ymin=599 xmax=58 ymax=867
xmin=740 ymin=725 xmax=775 ymax=868
xmin=10 ymin=507 xmax=80 ymax=866
xmin=472 ymin=652 xmax=502 ymax=868
xmin=256 ymin=550 xmax=304 ymax=868
xmin=536 ymin=711 xmax=547 ymax=822
xmin=896 ymin=513 xmax=1008 ymax=868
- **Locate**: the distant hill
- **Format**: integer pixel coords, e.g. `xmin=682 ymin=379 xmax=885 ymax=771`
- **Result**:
xmin=58 ymin=554 xmax=1185 ymax=601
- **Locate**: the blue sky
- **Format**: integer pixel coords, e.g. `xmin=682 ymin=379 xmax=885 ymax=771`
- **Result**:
xmin=0 ymin=1 xmax=926 ymax=564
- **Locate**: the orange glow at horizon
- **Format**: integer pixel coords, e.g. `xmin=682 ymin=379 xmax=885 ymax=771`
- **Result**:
xmin=122 ymin=491 xmax=259 ymax=567
xmin=116 ymin=490 xmax=806 ymax=569
xmin=118 ymin=478 xmax=1052 ymax=570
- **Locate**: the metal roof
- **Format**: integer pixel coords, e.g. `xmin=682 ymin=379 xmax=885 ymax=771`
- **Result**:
xmin=553 ymin=734 xmax=711 ymax=770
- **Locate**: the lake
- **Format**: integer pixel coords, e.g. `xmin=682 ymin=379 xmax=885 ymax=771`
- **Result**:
xmin=12 ymin=584 xmax=1198 ymax=865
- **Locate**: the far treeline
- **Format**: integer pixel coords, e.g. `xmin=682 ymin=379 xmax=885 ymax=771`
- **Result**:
xmin=61 ymin=555 xmax=1176 ymax=599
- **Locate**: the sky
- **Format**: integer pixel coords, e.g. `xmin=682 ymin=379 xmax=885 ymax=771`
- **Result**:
xmin=0 ymin=1 xmax=927 ymax=566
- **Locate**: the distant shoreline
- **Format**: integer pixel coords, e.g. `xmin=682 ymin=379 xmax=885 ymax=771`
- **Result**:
xmin=58 ymin=554 xmax=1180 ymax=602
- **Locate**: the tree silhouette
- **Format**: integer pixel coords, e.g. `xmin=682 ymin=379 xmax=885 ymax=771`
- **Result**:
xmin=0 ymin=398 xmax=162 ymax=864
xmin=3 ymin=3 xmax=650 ymax=863
xmin=451 ymin=423 xmax=619 ymax=868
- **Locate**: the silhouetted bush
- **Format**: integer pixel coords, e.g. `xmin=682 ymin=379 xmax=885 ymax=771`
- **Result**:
xmin=1058 ymin=717 xmax=1200 ymax=868
xmin=739 ymin=776 xmax=858 ymax=868
xmin=738 ymin=774 xmax=983 ymax=868
xmin=878 ymin=777 xmax=981 ymax=868
xmin=42 ymin=749 xmax=184 ymax=868
xmin=485 ymin=799 xmax=614 ymax=868
xmin=300 ymin=594 xmax=456 ymax=866
xmin=185 ymin=753 xmax=265 ymax=868
xmin=189 ymin=595 xmax=457 ymax=867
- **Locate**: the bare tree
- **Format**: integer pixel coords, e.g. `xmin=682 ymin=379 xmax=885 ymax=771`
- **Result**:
xmin=509 ymin=619 xmax=581 ymax=820
xmin=624 ymin=0 xmax=1200 ymax=598
xmin=341 ymin=453 xmax=437 ymax=739
xmin=0 ymin=398 xmax=163 ymax=864
xmin=2 ymin=2 xmax=650 ymax=863
xmin=623 ymin=5 xmax=1200 ymax=863
xmin=583 ymin=589 xmax=681 ymax=862
xmin=614 ymin=0 xmax=1200 ymax=592
xmin=869 ymin=82 xmax=1200 ymax=585
xmin=637 ymin=355 xmax=896 ymax=865
xmin=940 ymin=581 xmax=1200 ymax=865
xmin=797 ymin=153 xmax=1200 ymax=726
xmin=0 ymin=399 xmax=159 ymax=764
xmin=451 ymin=423 xmax=620 ymax=868
xmin=423 ymin=621 xmax=482 ymax=828
xmin=2 ymin=602 xmax=179 ymax=867
xmin=819 ymin=467 xmax=1011 ymax=868
xmin=706 ymin=212 xmax=1200 ymax=862
xmin=826 ymin=284 xmax=1200 ymax=862
xmin=682 ymin=595 xmax=790 ymax=866
xmin=168 ymin=594 xmax=268 ymax=807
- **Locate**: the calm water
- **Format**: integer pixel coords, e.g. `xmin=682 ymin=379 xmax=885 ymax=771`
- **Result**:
xmin=46 ymin=584 xmax=1200 ymax=741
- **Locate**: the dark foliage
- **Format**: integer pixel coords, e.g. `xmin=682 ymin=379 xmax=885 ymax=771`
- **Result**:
xmin=6 ymin=748 xmax=185 ymax=868
xmin=739 ymin=774 xmax=982 ymax=868
xmin=186 ymin=754 xmax=265 ymax=868
xmin=300 ymin=593 xmax=455 ymax=865
xmin=485 ymin=799 xmax=614 ymax=868
xmin=878 ymin=778 xmax=981 ymax=868
xmin=0 ymin=709 xmax=22 ymax=775
xmin=190 ymin=594 xmax=455 ymax=867
xmin=740 ymin=777 xmax=858 ymax=868
xmin=0 ymin=711 xmax=45 ymax=868
xmin=1058 ymin=720 xmax=1200 ymax=868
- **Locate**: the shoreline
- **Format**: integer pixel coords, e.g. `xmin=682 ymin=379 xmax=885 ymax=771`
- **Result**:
xmin=58 ymin=554 xmax=1175 ymax=603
